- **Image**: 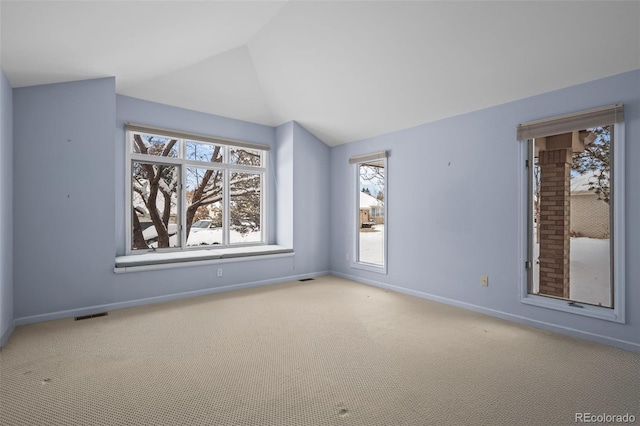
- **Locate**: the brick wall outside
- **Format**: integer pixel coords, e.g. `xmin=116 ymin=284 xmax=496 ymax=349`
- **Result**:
xmin=570 ymin=194 xmax=610 ymax=239
xmin=538 ymin=149 xmax=571 ymax=299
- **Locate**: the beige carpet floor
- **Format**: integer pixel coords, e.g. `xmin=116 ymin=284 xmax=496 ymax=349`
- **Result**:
xmin=1 ymin=276 xmax=639 ymax=425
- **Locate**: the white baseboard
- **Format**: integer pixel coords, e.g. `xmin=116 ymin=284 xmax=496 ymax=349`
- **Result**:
xmin=13 ymin=270 xmax=639 ymax=355
xmin=330 ymin=271 xmax=640 ymax=354
xmin=13 ymin=271 xmax=329 ymax=327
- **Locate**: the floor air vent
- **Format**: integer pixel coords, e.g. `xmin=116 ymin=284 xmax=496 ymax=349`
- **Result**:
xmin=298 ymin=278 xmax=315 ymax=282
xmin=75 ymin=312 xmax=108 ymax=321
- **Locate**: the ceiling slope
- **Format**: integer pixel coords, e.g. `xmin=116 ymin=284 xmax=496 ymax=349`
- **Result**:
xmin=2 ymin=1 xmax=639 ymax=146
xmin=248 ymin=1 xmax=640 ymax=145
xmin=121 ymin=45 xmax=275 ymax=126
xmin=1 ymin=1 xmax=287 ymax=88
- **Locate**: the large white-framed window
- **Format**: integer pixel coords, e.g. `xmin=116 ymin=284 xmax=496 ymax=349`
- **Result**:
xmin=125 ymin=123 xmax=268 ymax=255
xmin=518 ymin=105 xmax=625 ymax=323
xmin=350 ymin=151 xmax=387 ymax=273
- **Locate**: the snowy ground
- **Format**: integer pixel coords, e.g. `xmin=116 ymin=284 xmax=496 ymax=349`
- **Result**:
xmin=143 ymin=222 xmax=609 ymax=307
xmin=533 ymin=237 xmax=611 ymax=307
xmin=182 ymin=228 xmax=261 ymax=246
xmin=359 ymin=225 xmax=384 ymax=265
xmin=141 ymin=225 xmax=261 ymax=248
xmin=358 ymin=225 xmax=610 ymax=307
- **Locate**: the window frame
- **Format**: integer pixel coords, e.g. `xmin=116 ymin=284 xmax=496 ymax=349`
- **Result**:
xmin=125 ymin=127 xmax=268 ymax=255
xmin=351 ymin=153 xmax=388 ymax=274
xmin=519 ymin=120 xmax=625 ymax=323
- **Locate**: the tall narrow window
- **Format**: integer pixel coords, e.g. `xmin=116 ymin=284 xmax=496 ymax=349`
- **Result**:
xmin=350 ymin=151 xmax=387 ymax=271
xmin=519 ymin=105 xmax=625 ymax=322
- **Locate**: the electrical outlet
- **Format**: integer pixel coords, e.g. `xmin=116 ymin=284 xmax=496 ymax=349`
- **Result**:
xmin=217 ymin=268 xmax=223 ymax=278
xmin=481 ymin=275 xmax=489 ymax=287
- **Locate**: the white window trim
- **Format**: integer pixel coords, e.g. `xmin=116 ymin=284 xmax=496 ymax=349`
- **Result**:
xmin=125 ymin=128 xmax=269 ymax=256
xmin=518 ymin=122 xmax=625 ymax=323
xmin=351 ymin=154 xmax=388 ymax=274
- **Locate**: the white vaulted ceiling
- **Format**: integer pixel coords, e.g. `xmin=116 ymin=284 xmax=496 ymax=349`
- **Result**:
xmin=2 ymin=1 xmax=639 ymax=146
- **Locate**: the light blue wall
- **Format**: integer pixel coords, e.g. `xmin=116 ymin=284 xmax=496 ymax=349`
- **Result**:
xmin=12 ymin=81 xmax=330 ymax=323
xmin=330 ymin=70 xmax=640 ymax=352
xmin=275 ymin=122 xmax=294 ymax=248
xmin=10 ymin=69 xmax=637 ymax=352
xmin=292 ymin=122 xmax=331 ymax=273
xmin=13 ymin=78 xmax=117 ymax=320
xmin=274 ymin=121 xmax=331 ymax=273
xmin=0 ymin=68 xmax=13 ymax=346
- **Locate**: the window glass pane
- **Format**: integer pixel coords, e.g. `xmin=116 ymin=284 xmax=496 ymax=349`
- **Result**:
xmin=531 ymin=126 xmax=612 ymax=307
xmin=230 ymin=172 xmax=262 ymax=243
xmin=127 ymin=128 xmax=268 ymax=253
xmin=229 ymin=147 xmax=262 ymax=167
xmin=358 ymin=160 xmax=385 ymax=266
xmin=185 ymin=141 xmax=223 ymax=163
xmin=132 ymin=133 xmax=178 ymax=158
xmin=186 ymin=167 xmax=224 ymax=246
xmin=131 ymin=162 xmax=179 ymax=250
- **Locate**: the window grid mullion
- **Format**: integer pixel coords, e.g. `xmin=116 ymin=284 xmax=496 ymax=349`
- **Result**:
xmin=130 ymin=154 xmax=183 ymax=166
xmin=261 ymin=168 xmax=266 ymax=243
xmin=125 ymin=131 xmax=132 ymax=253
xmin=127 ymin=130 xmax=266 ymax=254
xmin=224 ymin=146 xmax=231 ymax=246
xmin=180 ymin=139 xmax=187 ymax=250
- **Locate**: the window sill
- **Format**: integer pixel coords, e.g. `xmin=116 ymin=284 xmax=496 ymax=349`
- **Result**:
xmin=521 ymin=294 xmax=624 ymax=324
xmin=351 ymin=261 xmax=387 ymax=275
xmin=114 ymin=245 xmax=294 ymax=273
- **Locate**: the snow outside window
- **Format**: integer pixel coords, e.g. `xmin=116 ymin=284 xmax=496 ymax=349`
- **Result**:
xmin=352 ymin=154 xmax=387 ymax=273
xmin=520 ymin=105 xmax=625 ymax=323
xmin=126 ymin=127 xmax=268 ymax=254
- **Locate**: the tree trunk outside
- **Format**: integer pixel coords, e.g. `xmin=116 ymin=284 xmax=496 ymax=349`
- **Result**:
xmin=132 ymin=211 xmax=148 ymax=250
xmin=147 ymin=183 xmax=170 ymax=247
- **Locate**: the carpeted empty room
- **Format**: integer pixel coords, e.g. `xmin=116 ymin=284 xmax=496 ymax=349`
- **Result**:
xmin=1 ymin=276 xmax=638 ymax=425
xmin=3 ymin=2 xmax=640 ymax=425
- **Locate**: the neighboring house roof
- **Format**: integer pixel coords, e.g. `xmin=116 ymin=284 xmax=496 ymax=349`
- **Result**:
xmin=571 ymin=170 xmax=609 ymax=195
xmin=360 ymin=191 xmax=382 ymax=209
